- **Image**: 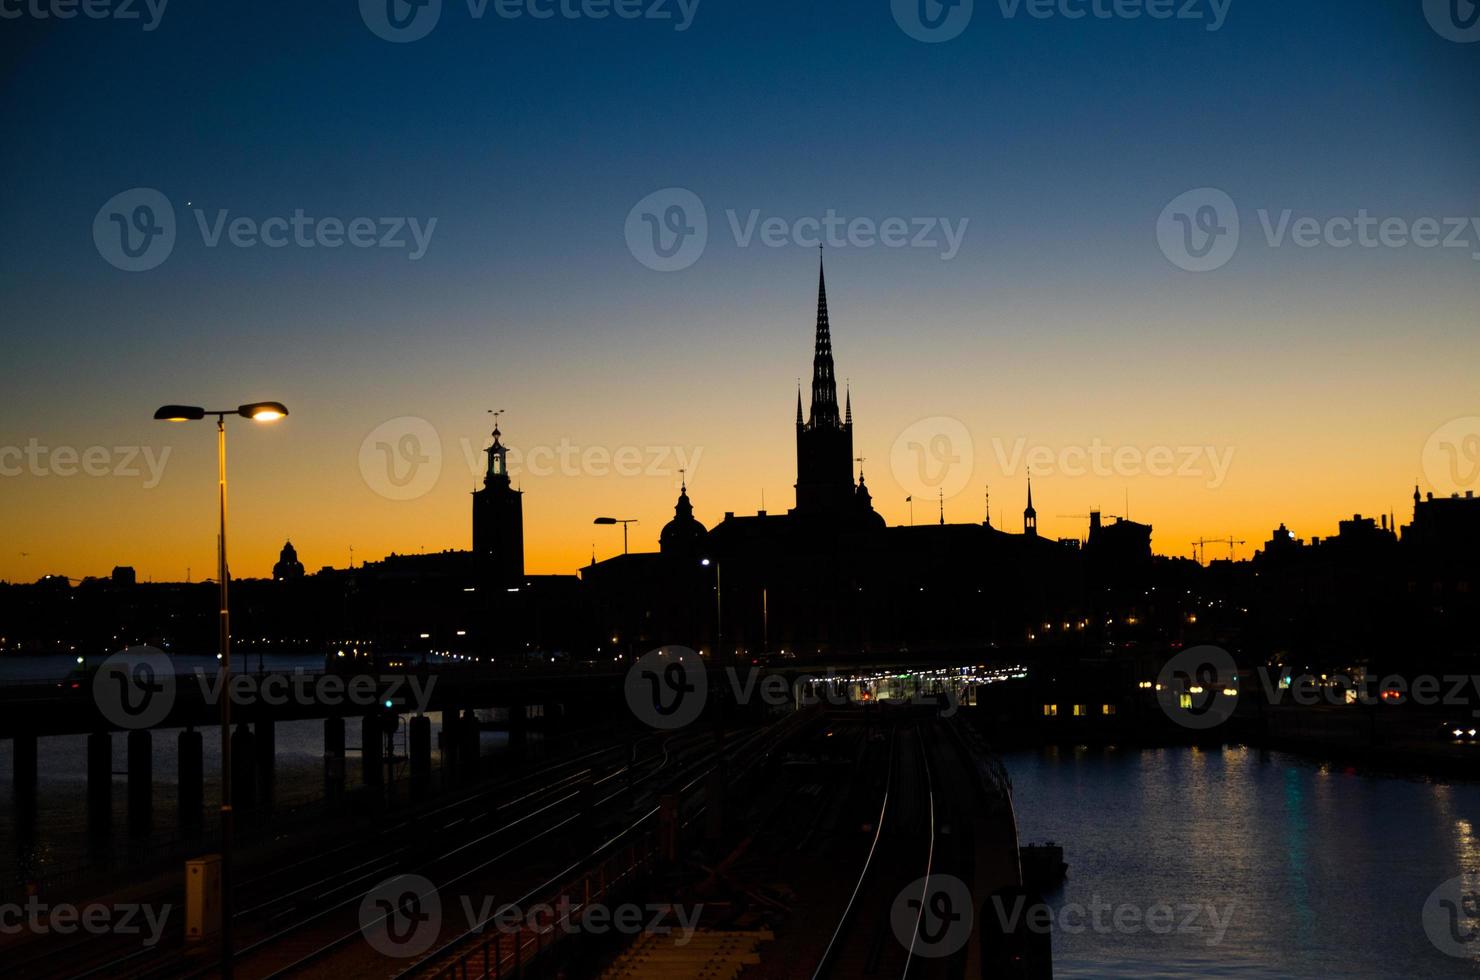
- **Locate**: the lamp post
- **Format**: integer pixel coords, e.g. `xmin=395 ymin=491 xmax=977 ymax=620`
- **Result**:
xmin=701 ymin=558 xmax=723 ymax=660
xmin=154 ymin=400 xmax=287 ymax=978
xmin=592 ymin=517 xmax=637 ymax=555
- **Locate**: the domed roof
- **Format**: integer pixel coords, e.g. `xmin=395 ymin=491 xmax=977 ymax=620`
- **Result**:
xmin=660 ymin=481 xmax=708 ymax=554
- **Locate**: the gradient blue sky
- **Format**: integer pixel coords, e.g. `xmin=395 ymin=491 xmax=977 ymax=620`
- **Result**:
xmin=1 ymin=0 xmax=1477 ymax=581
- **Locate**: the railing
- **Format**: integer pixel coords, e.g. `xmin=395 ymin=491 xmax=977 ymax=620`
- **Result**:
xmin=429 ymin=833 xmax=659 ymax=979
xmin=417 ymin=709 xmax=813 ymax=978
xmin=945 ymin=712 xmax=1013 ymax=809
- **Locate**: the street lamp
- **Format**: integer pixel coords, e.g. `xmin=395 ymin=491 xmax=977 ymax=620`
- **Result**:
xmin=154 ymin=400 xmax=287 ymax=976
xmin=593 ymin=516 xmax=637 ymax=555
xmin=701 ymin=558 xmax=723 ymax=660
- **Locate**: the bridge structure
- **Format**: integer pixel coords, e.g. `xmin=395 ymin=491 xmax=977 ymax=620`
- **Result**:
xmin=0 ymin=655 xmax=1011 ymax=852
xmin=0 ymin=672 xmax=1053 ymax=980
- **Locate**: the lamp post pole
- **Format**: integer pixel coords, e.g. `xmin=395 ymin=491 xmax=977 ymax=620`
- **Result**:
xmin=702 ymin=558 xmax=723 ymax=661
xmin=215 ymin=414 xmax=234 ymax=979
xmin=592 ymin=517 xmax=637 ymax=556
xmin=154 ymin=401 xmax=286 ymax=980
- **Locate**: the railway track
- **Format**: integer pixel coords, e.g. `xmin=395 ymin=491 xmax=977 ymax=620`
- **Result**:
xmin=4 ymin=732 xmax=690 ymax=979
xmin=396 ymin=710 xmax=817 ymax=979
xmin=811 ymin=714 xmax=979 ymax=980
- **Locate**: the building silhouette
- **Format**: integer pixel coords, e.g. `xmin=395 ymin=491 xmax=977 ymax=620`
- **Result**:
xmin=1024 ymin=475 xmax=1037 ymax=536
xmin=6 ymin=260 xmax=1476 ymax=672
xmin=581 ymin=256 xmax=1092 ymax=658
xmin=472 ymin=421 xmax=524 ymax=589
xmin=272 ymin=540 xmax=305 ymax=581
xmin=793 ymin=258 xmax=876 ymax=524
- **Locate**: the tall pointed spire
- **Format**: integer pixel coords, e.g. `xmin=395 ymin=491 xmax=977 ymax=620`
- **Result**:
xmin=793 ymin=252 xmax=855 ymax=517
xmin=1024 ymin=470 xmax=1038 ymax=536
xmin=844 ymin=382 xmax=852 ymax=425
xmin=809 ymin=248 xmax=840 ymax=428
xmin=796 ymin=384 xmax=804 ymax=425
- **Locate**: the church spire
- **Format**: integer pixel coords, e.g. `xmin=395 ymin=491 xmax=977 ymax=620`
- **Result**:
xmin=1024 ymin=470 xmax=1038 ymax=536
xmin=809 ymin=249 xmax=840 ymax=428
xmin=793 ymin=253 xmax=856 ymax=518
xmin=845 ymin=382 xmax=852 ymax=425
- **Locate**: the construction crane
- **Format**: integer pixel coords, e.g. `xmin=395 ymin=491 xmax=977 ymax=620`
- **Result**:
xmin=1192 ymin=536 xmax=1246 ymax=564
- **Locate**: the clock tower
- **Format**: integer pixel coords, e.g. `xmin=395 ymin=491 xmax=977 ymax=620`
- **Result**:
xmin=472 ymin=420 xmax=524 ymax=587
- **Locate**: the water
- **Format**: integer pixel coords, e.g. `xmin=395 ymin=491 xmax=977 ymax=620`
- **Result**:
xmin=0 ymin=651 xmax=334 ymax=684
xmin=1005 ymin=745 xmax=1480 ymax=978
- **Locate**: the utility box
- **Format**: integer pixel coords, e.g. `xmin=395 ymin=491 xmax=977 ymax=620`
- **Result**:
xmin=185 ymin=855 xmax=222 ymax=940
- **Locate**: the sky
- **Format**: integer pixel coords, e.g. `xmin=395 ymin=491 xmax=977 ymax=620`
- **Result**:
xmin=1 ymin=0 xmax=1478 ymax=582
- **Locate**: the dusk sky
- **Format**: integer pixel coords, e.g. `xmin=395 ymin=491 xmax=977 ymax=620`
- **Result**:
xmin=2 ymin=0 xmax=1478 ymax=582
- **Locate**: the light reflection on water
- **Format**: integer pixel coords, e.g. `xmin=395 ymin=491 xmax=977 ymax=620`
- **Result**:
xmin=1004 ymin=745 xmax=1480 ymax=979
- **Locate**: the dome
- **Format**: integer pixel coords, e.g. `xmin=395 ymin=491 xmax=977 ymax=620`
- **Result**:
xmin=273 ymin=539 xmax=305 ymax=580
xmin=660 ymin=483 xmax=708 ymax=555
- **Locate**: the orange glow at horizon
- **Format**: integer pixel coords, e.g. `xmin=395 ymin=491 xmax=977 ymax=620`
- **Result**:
xmin=2 ymin=274 xmax=1478 ymax=585
xmin=0 ymin=390 xmax=1472 ymax=585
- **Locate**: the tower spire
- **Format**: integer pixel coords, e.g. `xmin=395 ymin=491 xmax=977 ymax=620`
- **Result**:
xmin=1024 ymin=470 xmax=1038 ymax=536
xmin=793 ymin=252 xmax=855 ymax=517
xmin=809 ymin=248 xmax=840 ymax=428
xmin=483 ymin=410 xmax=510 ymax=487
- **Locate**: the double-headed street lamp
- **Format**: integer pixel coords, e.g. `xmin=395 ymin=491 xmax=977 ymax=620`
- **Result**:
xmin=593 ymin=516 xmax=637 ymax=555
xmin=154 ymin=401 xmax=287 ymax=976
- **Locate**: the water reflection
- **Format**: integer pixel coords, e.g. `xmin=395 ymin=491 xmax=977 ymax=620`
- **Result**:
xmin=1005 ymin=745 xmax=1480 ymax=978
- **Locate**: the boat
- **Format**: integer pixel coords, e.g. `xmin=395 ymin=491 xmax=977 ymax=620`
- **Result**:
xmin=1019 ymin=841 xmax=1068 ymax=891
